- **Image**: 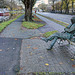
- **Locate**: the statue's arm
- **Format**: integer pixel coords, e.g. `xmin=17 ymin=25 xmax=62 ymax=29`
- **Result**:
xmin=64 ymin=24 xmax=72 ymax=32
xmin=66 ymin=24 xmax=72 ymax=28
xmin=64 ymin=24 xmax=75 ymax=32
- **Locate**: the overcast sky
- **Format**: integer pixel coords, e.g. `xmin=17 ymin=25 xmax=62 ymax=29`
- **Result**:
xmin=34 ymin=0 xmax=48 ymax=7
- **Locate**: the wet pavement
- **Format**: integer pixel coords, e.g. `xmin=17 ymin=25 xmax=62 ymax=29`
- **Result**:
xmin=0 ymin=15 xmax=41 ymax=39
xmin=0 ymin=37 xmax=22 ymax=75
xmin=0 ymin=14 xmax=75 ymax=75
xmin=20 ymin=39 xmax=75 ymax=74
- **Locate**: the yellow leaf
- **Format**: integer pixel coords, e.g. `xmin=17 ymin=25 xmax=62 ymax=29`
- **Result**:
xmin=15 ymin=39 xmax=17 ymax=40
xmin=40 ymin=33 xmax=42 ymax=34
xmin=40 ymin=56 xmax=44 ymax=59
xmin=33 ymin=47 xmax=38 ymax=49
xmin=29 ymin=52 xmax=33 ymax=56
xmin=72 ymin=65 xmax=75 ymax=68
xmin=27 ymin=46 xmax=30 ymax=48
xmin=71 ymin=59 xmax=74 ymax=61
xmin=28 ymin=45 xmax=31 ymax=46
xmin=45 ymin=63 xmax=49 ymax=66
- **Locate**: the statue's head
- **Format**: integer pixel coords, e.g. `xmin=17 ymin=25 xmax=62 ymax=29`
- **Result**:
xmin=71 ymin=17 xmax=75 ymax=24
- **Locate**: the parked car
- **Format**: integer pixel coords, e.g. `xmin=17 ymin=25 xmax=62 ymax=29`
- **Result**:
xmin=0 ymin=11 xmax=4 ymax=22
xmin=0 ymin=8 xmax=10 ymax=22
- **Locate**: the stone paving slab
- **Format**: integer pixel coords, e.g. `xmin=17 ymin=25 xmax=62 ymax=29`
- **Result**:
xmin=0 ymin=37 xmax=22 ymax=75
xmin=20 ymin=39 xmax=75 ymax=74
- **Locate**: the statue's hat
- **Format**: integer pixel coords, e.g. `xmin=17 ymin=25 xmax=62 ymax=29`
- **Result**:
xmin=71 ymin=17 xmax=75 ymax=24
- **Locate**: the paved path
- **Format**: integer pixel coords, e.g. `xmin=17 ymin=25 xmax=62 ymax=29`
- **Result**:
xmin=20 ymin=39 xmax=75 ymax=74
xmin=20 ymin=15 xmax=75 ymax=74
xmin=0 ymin=37 xmax=22 ymax=75
xmin=0 ymin=15 xmax=41 ymax=38
xmin=0 ymin=14 xmax=75 ymax=75
xmin=0 ymin=15 xmax=41 ymax=75
xmin=37 ymin=12 xmax=75 ymax=24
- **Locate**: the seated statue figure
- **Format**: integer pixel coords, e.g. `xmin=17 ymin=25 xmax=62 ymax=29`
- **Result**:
xmin=41 ymin=17 xmax=75 ymax=50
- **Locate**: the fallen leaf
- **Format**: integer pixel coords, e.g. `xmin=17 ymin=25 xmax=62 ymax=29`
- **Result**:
xmin=28 ymin=45 xmax=31 ymax=46
xmin=34 ymin=37 xmax=38 ymax=39
xmin=40 ymin=33 xmax=43 ymax=34
xmin=0 ymin=49 xmax=2 ymax=51
xmin=27 ymin=46 xmax=30 ymax=48
xmin=20 ymin=67 xmax=23 ymax=70
xmin=22 ymin=31 xmax=24 ymax=32
xmin=15 ymin=39 xmax=17 ymax=40
xmin=40 ymin=56 xmax=44 ymax=59
xmin=30 ymin=37 xmax=35 ymax=39
xmin=20 ymin=66 xmax=25 ymax=70
xmin=71 ymin=59 xmax=74 ymax=61
xmin=33 ymin=47 xmax=38 ymax=49
xmin=29 ymin=52 xmax=33 ymax=56
xmin=59 ymin=62 xmax=63 ymax=65
xmin=72 ymin=65 xmax=75 ymax=68
xmin=45 ymin=63 xmax=49 ymax=66
xmin=30 ymin=37 xmax=40 ymax=39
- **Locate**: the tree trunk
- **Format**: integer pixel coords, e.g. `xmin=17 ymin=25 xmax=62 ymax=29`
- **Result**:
xmin=72 ymin=0 xmax=74 ymax=13
xmin=24 ymin=0 xmax=32 ymax=21
xmin=61 ymin=0 xmax=63 ymax=13
xmin=29 ymin=0 xmax=32 ymax=21
xmin=53 ymin=1 xmax=54 ymax=11
xmin=65 ymin=0 xmax=69 ymax=14
xmin=25 ymin=4 xmax=28 ymax=21
xmin=66 ymin=3 xmax=69 ymax=14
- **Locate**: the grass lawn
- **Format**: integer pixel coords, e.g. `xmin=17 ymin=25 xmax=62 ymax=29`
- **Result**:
xmin=17 ymin=72 xmax=73 ymax=75
xmin=22 ymin=15 xmax=45 ymax=29
xmin=22 ymin=22 xmax=45 ymax=29
xmin=0 ymin=14 xmax=23 ymax=32
xmin=43 ymin=30 xmax=58 ymax=38
xmin=33 ymin=15 xmax=42 ymax=21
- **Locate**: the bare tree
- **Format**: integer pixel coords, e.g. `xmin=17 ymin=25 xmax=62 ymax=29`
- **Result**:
xmin=38 ymin=3 xmax=47 ymax=11
xmin=64 ymin=0 xmax=70 ymax=14
xmin=0 ymin=0 xmax=5 ymax=8
xmin=72 ymin=0 xmax=74 ymax=13
xmin=48 ymin=0 xmax=57 ymax=11
xmin=60 ymin=0 xmax=64 ymax=13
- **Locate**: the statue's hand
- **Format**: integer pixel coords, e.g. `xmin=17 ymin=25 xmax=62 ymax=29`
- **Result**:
xmin=64 ymin=27 xmax=69 ymax=32
xmin=61 ymin=31 xmax=66 ymax=33
xmin=66 ymin=26 xmax=70 ymax=29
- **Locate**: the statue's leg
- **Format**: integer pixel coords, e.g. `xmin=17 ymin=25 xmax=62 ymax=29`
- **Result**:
xmin=41 ymin=33 xmax=58 ymax=42
xmin=47 ymin=37 xmax=58 ymax=50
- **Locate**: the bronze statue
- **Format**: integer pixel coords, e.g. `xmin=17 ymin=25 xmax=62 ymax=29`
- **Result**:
xmin=41 ymin=17 xmax=75 ymax=50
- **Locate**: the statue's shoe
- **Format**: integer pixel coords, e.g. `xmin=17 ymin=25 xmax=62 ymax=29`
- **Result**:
xmin=47 ymin=46 xmax=52 ymax=50
xmin=40 ymin=37 xmax=48 ymax=42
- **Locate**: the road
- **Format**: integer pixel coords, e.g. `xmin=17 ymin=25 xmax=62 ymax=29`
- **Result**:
xmin=37 ymin=12 xmax=75 ymax=24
